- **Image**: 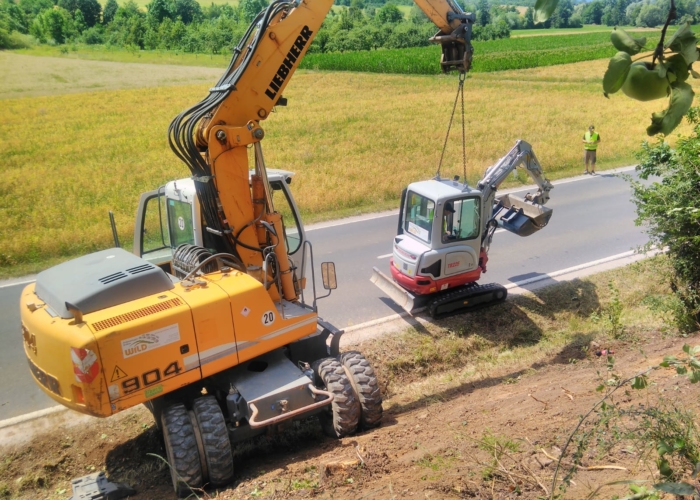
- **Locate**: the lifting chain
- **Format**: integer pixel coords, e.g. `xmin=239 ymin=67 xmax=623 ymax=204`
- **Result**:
xmin=435 ymin=71 xmax=467 ymax=183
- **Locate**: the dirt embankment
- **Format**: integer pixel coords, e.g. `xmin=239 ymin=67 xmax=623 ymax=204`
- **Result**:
xmin=2 ymin=332 xmax=697 ymax=500
xmin=2 ymin=259 xmax=698 ymax=499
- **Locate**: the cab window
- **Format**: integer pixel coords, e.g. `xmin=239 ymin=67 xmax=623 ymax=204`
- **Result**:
xmin=141 ymin=193 xmax=170 ymax=254
xmin=404 ymin=191 xmax=435 ymax=244
xmin=270 ymin=180 xmax=302 ymax=254
xmin=167 ymin=199 xmax=195 ymax=248
xmin=442 ymin=197 xmax=480 ymax=242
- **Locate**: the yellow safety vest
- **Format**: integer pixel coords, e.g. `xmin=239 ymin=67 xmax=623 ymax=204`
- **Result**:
xmin=584 ymin=131 xmax=599 ymax=151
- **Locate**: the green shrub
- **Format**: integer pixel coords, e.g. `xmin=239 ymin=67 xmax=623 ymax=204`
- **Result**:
xmin=631 ymin=108 xmax=700 ymax=332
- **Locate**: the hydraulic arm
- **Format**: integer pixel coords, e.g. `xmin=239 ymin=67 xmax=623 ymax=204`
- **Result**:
xmin=168 ymin=0 xmax=476 ymax=303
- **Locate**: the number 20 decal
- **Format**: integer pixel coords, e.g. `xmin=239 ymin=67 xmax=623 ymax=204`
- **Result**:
xmin=121 ymin=361 xmax=182 ymax=394
xmin=262 ymin=310 xmax=276 ymax=326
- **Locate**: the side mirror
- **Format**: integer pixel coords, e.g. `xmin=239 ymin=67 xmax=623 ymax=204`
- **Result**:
xmin=321 ymin=262 xmax=337 ymax=290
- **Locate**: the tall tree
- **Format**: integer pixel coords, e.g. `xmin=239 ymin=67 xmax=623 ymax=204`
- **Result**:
xmin=146 ymin=0 xmax=171 ymax=23
xmin=171 ymin=0 xmax=200 ymax=24
xmin=77 ymin=0 xmax=101 ymax=27
xmin=103 ymin=0 xmax=118 ymax=23
xmin=476 ymin=0 xmax=489 ymax=26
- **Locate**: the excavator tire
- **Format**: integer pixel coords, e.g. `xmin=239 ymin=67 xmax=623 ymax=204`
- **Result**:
xmin=192 ymin=396 xmax=234 ymax=487
xmin=313 ymin=357 xmax=360 ymax=439
xmin=161 ymin=403 xmax=204 ymax=497
xmin=338 ymin=351 xmax=383 ymax=429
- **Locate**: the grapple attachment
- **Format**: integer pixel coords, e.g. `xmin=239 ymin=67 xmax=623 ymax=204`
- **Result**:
xmin=495 ymin=194 xmax=553 ymax=237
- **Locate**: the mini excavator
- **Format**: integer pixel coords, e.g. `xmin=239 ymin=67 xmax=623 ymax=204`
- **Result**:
xmin=20 ymin=0 xmax=485 ymax=496
xmin=372 ymin=139 xmax=553 ymax=318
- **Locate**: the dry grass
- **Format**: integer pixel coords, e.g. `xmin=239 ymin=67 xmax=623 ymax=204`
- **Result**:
xmin=1 ymin=55 xmax=696 ymax=276
xmin=0 ymin=52 xmax=222 ymax=99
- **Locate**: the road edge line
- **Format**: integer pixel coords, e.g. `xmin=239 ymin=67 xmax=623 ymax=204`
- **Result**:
xmin=0 ymin=405 xmax=67 ymax=430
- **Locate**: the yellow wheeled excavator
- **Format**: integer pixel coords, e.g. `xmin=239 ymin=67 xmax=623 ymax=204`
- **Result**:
xmin=19 ymin=0 xmax=479 ymax=496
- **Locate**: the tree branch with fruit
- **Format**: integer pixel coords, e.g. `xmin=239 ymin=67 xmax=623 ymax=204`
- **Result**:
xmin=534 ymin=0 xmax=698 ymax=136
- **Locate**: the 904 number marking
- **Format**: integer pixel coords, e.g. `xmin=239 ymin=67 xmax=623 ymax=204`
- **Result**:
xmin=121 ymin=361 xmax=182 ymax=394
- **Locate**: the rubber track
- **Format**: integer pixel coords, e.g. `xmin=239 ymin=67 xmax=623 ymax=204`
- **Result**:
xmin=193 ymin=396 xmax=234 ymax=487
xmin=339 ymin=351 xmax=383 ymax=429
xmin=161 ymin=404 xmax=203 ymax=497
xmin=313 ymin=357 xmax=360 ymax=438
xmin=428 ymin=282 xmax=508 ymax=319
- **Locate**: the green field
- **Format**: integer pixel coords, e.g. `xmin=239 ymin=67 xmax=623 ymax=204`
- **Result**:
xmin=13 ymin=29 xmax=661 ymax=77
xmin=2 ymin=31 xmax=698 ymax=277
xmin=300 ymin=30 xmax=661 ymax=74
xmin=510 ymin=25 xmax=658 ymax=37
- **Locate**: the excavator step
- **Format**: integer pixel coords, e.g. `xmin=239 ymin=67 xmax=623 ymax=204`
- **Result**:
xmin=427 ymin=282 xmax=508 ymax=319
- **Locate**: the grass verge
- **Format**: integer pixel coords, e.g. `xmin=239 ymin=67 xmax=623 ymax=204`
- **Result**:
xmin=357 ymin=255 xmax=675 ymax=404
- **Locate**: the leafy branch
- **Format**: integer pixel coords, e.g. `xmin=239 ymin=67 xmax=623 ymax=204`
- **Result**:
xmin=535 ymin=0 xmax=697 ymax=136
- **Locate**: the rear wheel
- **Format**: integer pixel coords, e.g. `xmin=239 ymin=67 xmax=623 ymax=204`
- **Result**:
xmin=161 ymin=403 xmax=203 ymax=498
xmin=338 ymin=351 xmax=383 ymax=429
xmin=192 ymin=396 xmax=234 ymax=488
xmin=313 ymin=357 xmax=360 ymax=438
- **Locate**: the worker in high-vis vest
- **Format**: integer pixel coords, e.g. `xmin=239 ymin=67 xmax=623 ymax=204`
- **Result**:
xmin=582 ymin=124 xmax=601 ymax=175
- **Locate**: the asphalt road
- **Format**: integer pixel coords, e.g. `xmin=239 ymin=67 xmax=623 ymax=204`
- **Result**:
xmin=313 ymin=169 xmax=648 ymax=326
xmin=0 ymin=169 xmax=648 ymax=420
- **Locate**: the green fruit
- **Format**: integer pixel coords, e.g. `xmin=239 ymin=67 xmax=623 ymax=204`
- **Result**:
xmin=611 ymin=28 xmax=645 ymax=56
xmin=622 ymin=62 xmax=670 ymax=102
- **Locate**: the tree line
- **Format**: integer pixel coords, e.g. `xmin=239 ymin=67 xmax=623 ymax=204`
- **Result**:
xmin=0 ymin=0 xmax=512 ymax=53
xmin=1 ymin=0 xmax=696 ymax=53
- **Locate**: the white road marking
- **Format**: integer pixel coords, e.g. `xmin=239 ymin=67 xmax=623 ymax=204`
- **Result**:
xmin=0 ymin=279 xmax=35 ymax=290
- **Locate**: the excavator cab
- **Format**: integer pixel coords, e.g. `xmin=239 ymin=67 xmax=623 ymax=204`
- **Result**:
xmin=133 ymin=170 xmax=305 ymax=274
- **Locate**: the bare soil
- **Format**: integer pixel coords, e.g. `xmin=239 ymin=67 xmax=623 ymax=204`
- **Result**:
xmin=1 ymin=331 xmax=698 ymax=500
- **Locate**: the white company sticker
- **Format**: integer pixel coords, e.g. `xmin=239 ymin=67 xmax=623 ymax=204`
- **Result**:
xmin=108 ymin=384 xmax=120 ymax=401
xmin=407 ymin=222 xmax=429 ymax=243
xmin=121 ymin=324 xmax=180 ymax=359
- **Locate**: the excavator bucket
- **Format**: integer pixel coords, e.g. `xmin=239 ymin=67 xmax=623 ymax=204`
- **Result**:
xmin=371 ymin=267 xmax=421 ymax=314
xmin=495 ymin=194 xmax=553 ymax=237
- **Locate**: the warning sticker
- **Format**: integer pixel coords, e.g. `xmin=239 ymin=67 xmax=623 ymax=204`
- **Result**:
xmin=111 ymin=365 xmax=128 ymax=382
xmin=241 ymin=307 xmax=250 ymax=317
xmin=71 ymin=347 xmax=100 ymax=384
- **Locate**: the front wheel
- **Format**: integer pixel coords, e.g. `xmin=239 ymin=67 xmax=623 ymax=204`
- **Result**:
xmin=161 ymin=403 xmax=203 ymax=498
xmin=313 ymin=357 xmax=360 ymax=438
xmin=339 ymin=351 xmax=383 ymax=429
xmin=192 ymin=396 xmax=234 ymax=487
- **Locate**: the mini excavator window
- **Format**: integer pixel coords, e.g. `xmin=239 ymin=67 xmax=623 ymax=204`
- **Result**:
xmin=404 ymin=192 xmax=435 ymax=244
xmin=442 ymin=196 xmax=480 ymax=243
